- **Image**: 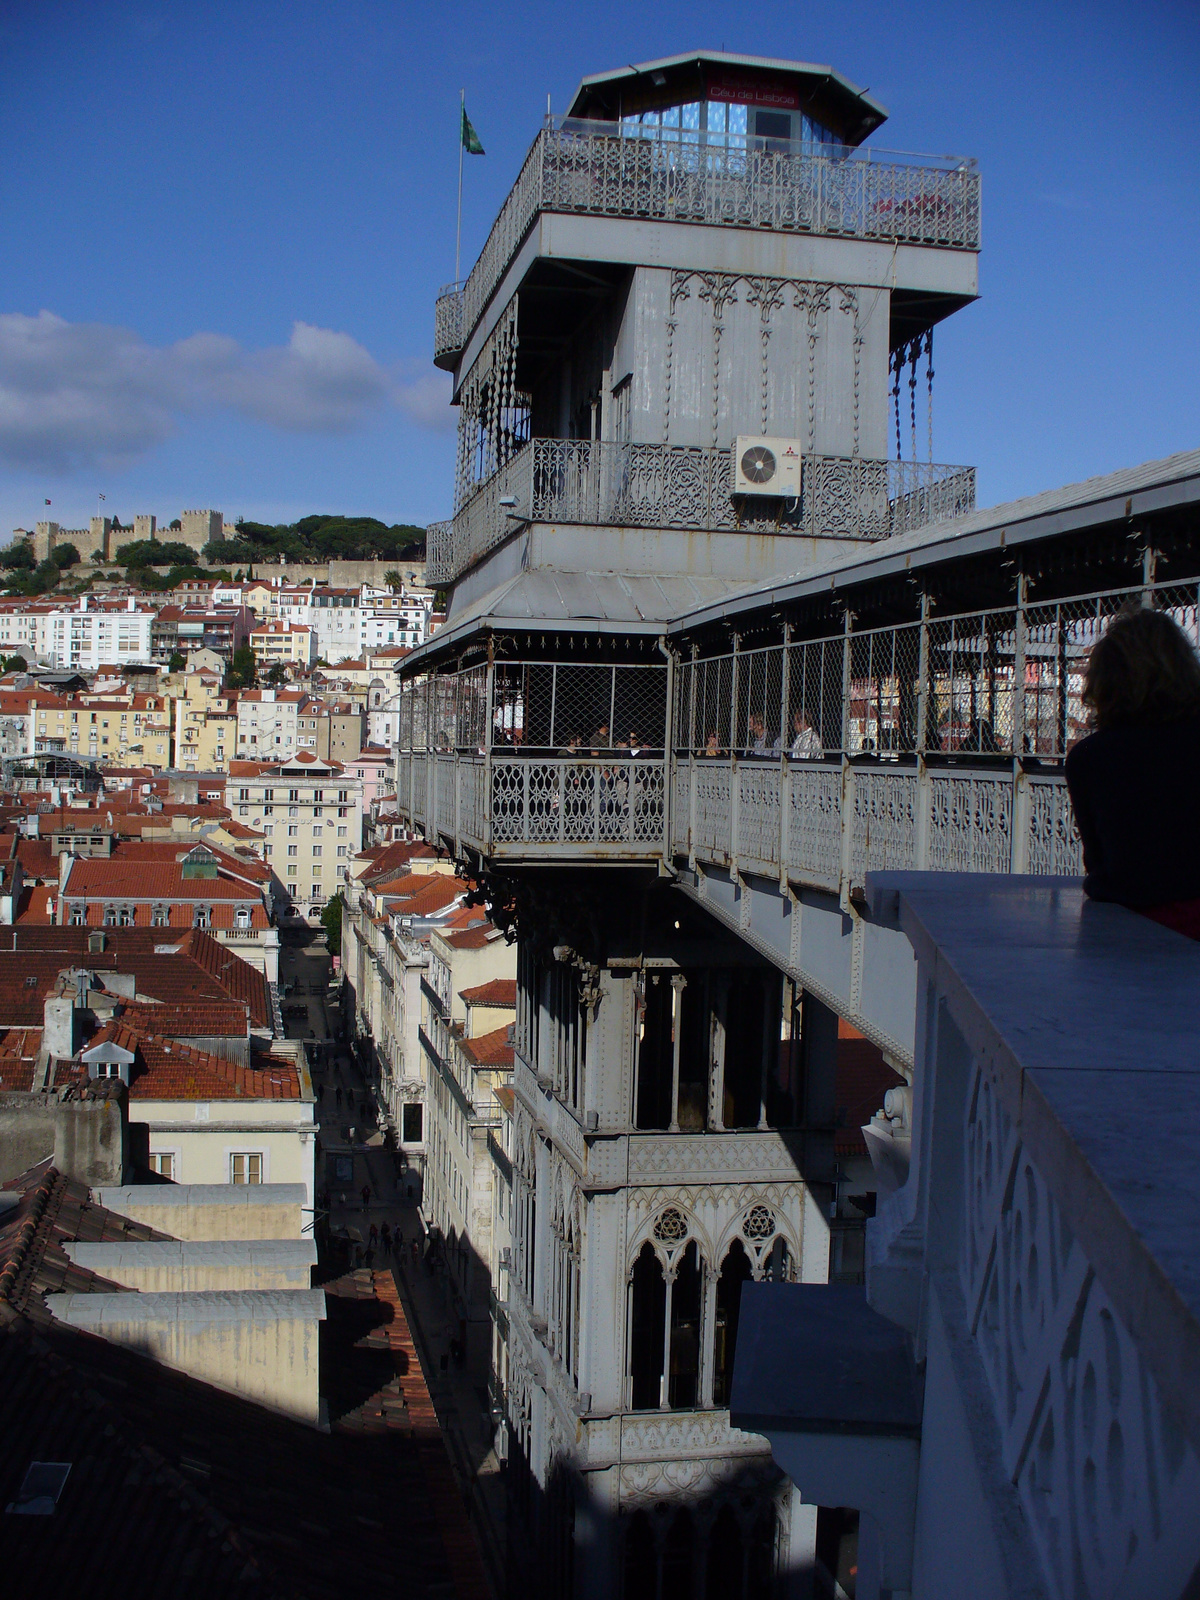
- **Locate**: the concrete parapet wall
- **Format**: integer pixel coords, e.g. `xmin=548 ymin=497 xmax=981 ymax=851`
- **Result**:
xmin=49 ymin=1287 xmax=326 ymax=1423
xmin=0 ymin=1093 xmax=54 ymax=1184
xmin=63 ymin=1236 xmax=317 ymax=1291
xmin=93 ymin=1181 xmax=308 ymax=1239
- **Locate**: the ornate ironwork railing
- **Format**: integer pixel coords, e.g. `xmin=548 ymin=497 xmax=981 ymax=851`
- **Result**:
xmin=404 ymin=752 xmax=668 ymax=861
xmin=395 ymin=574 xmax=1200 ymax=880
xmin=434 ymin=283 xmax=465 ymax=364
xmin=434 ymin=127 xmax=981 ymax=363
xmin=671 ymin=758 xmax=1080 ymax=888
xmin=426 ymin=437 xmax=974 ymax=584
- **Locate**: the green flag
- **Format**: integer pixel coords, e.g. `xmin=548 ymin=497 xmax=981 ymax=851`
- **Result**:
xmin=461 ymin=105 xmax=485 ymax=155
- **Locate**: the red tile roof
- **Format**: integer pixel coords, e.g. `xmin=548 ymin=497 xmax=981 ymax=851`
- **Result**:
xmin=63 ymin=857 xmax=268 ymax=905
xmin=84 ymin=1021 xmax=300 ymax=1101
xmin=0 ymin=927 xmax=272 ymax=1031
xmin=15 ymin=839 xmax=56 ymax=880
xmin=0 ymin=1028 xmax=42 ymax=1091
xmin=458 ymin=1024 xmax=513 ymax=1069
xmin=440 ymin=923 xmax=499 ymax=950
xmin=460 ymin=979 xmax=516 ymax=1008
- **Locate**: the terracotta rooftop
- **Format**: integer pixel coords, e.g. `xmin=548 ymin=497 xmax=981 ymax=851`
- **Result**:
xmin=63 ymin=858 xmax=267 ymax=902
xmin=0 ymin=1028 xmax=42 ymax=1091
xmin=458 ymin=1024 xmax=514 ymax=1069
xmin=83 ymin=1021 xmax=300 ymax=1101
xmin=460 ymin=979 xmax=516 ymax=1009
xmin=0 ymin=927 xmax=272 ymax=1031
xmin=440 ymin=923 xmax=500 ymax=950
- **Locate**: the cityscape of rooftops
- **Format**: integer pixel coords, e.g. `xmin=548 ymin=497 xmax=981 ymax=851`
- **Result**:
xmin=0 ymin=5 xmax=1197 ymax=1598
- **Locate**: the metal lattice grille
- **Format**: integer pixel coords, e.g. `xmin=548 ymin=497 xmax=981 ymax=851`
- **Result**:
xmin=443 ymin=128 xmax=980 ymax=367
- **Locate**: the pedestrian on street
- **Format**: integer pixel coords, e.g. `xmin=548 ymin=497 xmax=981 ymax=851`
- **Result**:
xmin=335 ymin=1086 xmax=343 ymax=1108
xmin=369 ymin=1222 xmax=378 ymax=1247
xmin=411 ymin=1238 xmax=419 ymax=1264
xmin=397 ymin=1228 xmax=404 ymax=1250
xmin=316 ymin=1083 xmax=324 ymax=1103
xmin=380 ymin=1221 xmax=391 ymax=1256
xmin=338 ymin=1192 xmax=347 ymax=1209
xmin=364 ymin=1246 xmax=375 ymax=1268
xmin=361 ymin=1183 xmax=371 ymax=1212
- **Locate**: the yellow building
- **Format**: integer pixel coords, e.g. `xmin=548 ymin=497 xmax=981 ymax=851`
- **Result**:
xmin=251 ymin=620 xmax=316 ymax=670
xmin=174 ymin=670 xmax=238 ymax=772
xmin=30 ymin=690 xmax=174 ymax=768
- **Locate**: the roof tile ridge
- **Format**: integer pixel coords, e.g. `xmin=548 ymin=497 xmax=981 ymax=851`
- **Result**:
xmin=0 ymin=1167 xmax=61 ymax=1304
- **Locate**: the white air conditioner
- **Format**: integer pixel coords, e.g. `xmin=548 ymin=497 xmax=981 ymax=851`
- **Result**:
xmin=733 ymin=436 xmax=803 ymax=498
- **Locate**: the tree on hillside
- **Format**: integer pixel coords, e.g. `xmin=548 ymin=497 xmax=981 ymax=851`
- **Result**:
xmin=2 ymin=655 xmax=28 ymax=673
xmin=168 ymin=651 xmax=187 ymax=673
xmin=265 ymin=663 xmax=288 ymax=686
xmin=225 ymin=645 xmax=258 ymax=690
xmin=0 ymin=542 xmax=35 ymax=570
xmin=51 ymin=543 xmax=80 ymax=569
xmin=385 ymin=570 xmax=403 ymax=591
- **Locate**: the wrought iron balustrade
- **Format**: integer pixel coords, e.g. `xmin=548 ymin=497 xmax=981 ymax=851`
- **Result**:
xmin=435 ymin=127 xmax=981 ymax=364
xmin=430 ymin=437 xmax=975 ymax=585
xmin=434 ymin=283 xmax=465 ymax=364
xmin=672 ymin=757 xmax=1081 ymax=887
xmin=396 ymin=573 xmax=1200 ymax=880
xmin=402 ymin=751 xmax=667 ymax=861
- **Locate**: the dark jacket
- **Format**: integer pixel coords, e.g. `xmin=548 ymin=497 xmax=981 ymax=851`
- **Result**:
xmin=1064 ymin=714 xmax=1200 ymax=905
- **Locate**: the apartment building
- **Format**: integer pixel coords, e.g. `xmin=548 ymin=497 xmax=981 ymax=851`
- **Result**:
xmin=151 ymin=604 xmax=251 ymax=666
xmin=174 ymin=671 xmax=237 ymax=772
xmin=35 ymin=597 xmax=155 ymax=671
xmin=237 ymin=688 xmax=307 ymax=757
xmin=250 ymin=620 xmax=316 ymax=669
xmin=271 ymin=586 xmax=362 ymax=663
xmin=29 ymin=689 xmax=172 ymax=766
xmin=226 ymin=752 xmax=362 ymax=918
xmin=340 ymin=843 xmax=465 ymax=1166
xmin=299 ymin=698 xmax=365 ymax=763
xmin=422 ymin=954 xmax=516 ymax=1376
xmin=359 ymin=586 xmax=432 ymax=651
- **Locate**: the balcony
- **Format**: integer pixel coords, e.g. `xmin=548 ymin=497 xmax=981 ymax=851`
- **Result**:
xmin=400 ymin=751 xmax=667 ymax=862
xmin=434 ymin=126 xmax=981 ymax=367
xmin=426 ymin=439 xmax=975 ymax=586
xmin=732 ymin=875 xmax=1200 ymax=1599
xmin=434 ymin=281 xmax=465 ymax=364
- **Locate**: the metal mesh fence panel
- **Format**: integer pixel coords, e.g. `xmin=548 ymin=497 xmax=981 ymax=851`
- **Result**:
xmin=786 ymin=637 xmax=845 ymax=756
xmin=847 ymin=623 xmax=922 ymax=754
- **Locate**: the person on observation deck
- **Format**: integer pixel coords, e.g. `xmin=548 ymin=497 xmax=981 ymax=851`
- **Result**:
xmin=1066 ymin=608 xmax=1200 ymax=937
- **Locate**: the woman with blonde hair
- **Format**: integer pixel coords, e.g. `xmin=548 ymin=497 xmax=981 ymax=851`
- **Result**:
xmin=1065 ymin=606 xmax=1200 ymax=935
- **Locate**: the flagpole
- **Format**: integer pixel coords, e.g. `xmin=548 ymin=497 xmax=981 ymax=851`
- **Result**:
xmin=455 ymin=89 xmax=464 ymax=286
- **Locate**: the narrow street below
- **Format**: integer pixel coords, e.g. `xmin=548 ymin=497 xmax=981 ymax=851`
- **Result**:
xmin=277 ymin=928 xmax=508 ymax=1596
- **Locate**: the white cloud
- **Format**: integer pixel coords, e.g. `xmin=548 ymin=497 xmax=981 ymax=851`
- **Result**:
xmin=393 ymin=363 xmax=455 ymax=432
xmin=0 ymin=310 xmax=449 ymax=472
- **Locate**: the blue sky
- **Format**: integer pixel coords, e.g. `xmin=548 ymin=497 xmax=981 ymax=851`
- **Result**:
xmin=1 ymin=0 xmax=1197 ymax=540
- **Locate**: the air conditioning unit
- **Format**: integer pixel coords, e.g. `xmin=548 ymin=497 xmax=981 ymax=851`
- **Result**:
xmin=733 ymin=436 xmax=803 ymax=498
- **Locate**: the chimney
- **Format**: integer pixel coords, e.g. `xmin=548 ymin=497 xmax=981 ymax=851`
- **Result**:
xmin=43 ymin=982 xmax=82 ymax=1060
xmin=53 ymin=1080 xmax=130 ymax=1187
